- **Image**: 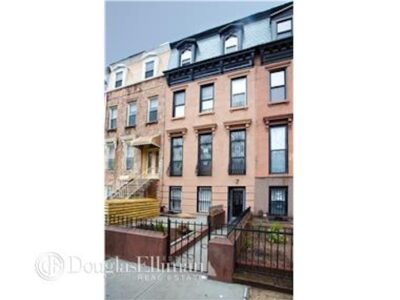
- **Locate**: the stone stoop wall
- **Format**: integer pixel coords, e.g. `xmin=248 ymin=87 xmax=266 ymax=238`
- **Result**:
xmin=209 ymin=205 xmax=226 ymax=229
xmin=208 ymin=209 xmax=252 ymax=282
xmin=105 ymin=226 xmax=167 ymax=266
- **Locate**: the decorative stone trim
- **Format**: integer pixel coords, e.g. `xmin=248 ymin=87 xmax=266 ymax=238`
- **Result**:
xmin=167 ymin=128 xmax=188 ymax=137
xmin=223 ymin=119 xmax=252 ymax=130
xmin=193 ymin=123 xmax=217 ymax=134
xmin=263 ymin=113 xmax=293 ymax=128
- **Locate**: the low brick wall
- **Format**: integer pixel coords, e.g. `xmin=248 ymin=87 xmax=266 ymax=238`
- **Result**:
xmin=105 ymin=226 xmax=167 ymax=266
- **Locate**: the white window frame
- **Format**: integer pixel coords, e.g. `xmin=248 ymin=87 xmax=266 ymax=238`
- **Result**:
xmin=231 ymin=77 xmax=247 ymax=108
xmin=113 ymin=68 xmax=126 ymax=89
xmin=147 ymin=97 xmax=158 ymax=123
xmin=277 ymin=18 xmax=292 ymax=34
xmin=224 ymin=35 xmax=239 ymax=54
xmin=142 ymin=56 xmax=158 ymax=80
xmin=108 ymin=106 xmax=118 ymax=130
xmin=180 ymin=49 xmax=192 ymax=66
xmin=126 ymin=102 xmax=137 ymax=126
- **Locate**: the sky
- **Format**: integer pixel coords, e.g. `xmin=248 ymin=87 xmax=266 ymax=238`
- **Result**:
xmin=105 ymin=1 xmax=287 ymax=65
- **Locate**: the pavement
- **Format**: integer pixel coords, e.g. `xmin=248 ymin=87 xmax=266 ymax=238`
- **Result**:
xmin=105 ymin=258 xmax=248 ymax=300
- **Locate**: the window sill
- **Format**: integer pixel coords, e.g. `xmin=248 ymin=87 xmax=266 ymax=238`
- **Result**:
xmin=230 ymin=106 xmax=248 ymax=112
xmin=171 ymin=116 xmax=185 ymax=121
xmin=146 ymin=121 xmax=158 ymax=125
xmin=198 ymin=111 xmax=214 ymax=116
xmin=125 ymin=125 xmax=136 ymax=129
xmin=268 ymin=100 xmax=289 ymax=106
xmin=107 ymin=128 xmax=117 ymax=132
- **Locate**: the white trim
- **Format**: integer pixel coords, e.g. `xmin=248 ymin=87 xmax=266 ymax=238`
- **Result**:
xmin=108 ymin=106 xmax=117 ymax=129
xmin=142 ymin=55 xmax=158 ymax=80
xmin=147 ymin=97 xmax=158 ymax=122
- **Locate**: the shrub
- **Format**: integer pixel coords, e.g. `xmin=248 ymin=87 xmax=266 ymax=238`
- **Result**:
xmin=267 ymin=223 xmax=286 ymax=244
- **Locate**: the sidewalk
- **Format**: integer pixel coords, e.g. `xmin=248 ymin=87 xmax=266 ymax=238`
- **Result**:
xmin=105 ymin=258 xmax=247 ymax=300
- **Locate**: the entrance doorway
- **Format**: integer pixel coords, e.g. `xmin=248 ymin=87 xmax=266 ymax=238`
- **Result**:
xmin=228 ymin=187 xmax=245 ymax=222
xmin=143 ymin=148 xmax=159 ymax=178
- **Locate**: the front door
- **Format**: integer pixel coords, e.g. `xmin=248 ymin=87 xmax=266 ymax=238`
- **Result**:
xmin=145 ymin=148 xmax=159 ymax=178
xmin=228 ymin=187 xmax=245 ymax=222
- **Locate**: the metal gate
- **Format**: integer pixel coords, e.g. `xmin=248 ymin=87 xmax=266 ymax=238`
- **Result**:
xmin=167 ymin=218 xmax=211 ymax=273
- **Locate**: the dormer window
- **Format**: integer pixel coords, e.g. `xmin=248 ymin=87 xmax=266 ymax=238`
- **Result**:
xmin=115 ymin=71 xmax=123 ymax=88
xmin=180 ymin=49 xmax=192 ymax=66
xmin=277 ymin=19 xmax=292 ymax=36
xmin=224 ymin=36 xmax=238 ymax=54
xmin=145 ymin=60 xmax=155 ymax=78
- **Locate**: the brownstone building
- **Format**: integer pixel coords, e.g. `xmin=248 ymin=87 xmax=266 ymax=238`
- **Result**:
xmin=105 ymin=2 xmax=293 ymax=222
xmin=162 ymin=2 xmax=293 ymax=221
xmin=104 ymin=43 xmax=170 ymax=200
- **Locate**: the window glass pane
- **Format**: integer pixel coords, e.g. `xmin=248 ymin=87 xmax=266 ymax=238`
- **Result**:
xmin=271 ymin=86 xmax=285 ymax=101
xmin=172 ymin=137 xmax=183 ymax=146
xmin=232 ymin=94 xmax=245 ymax=107
xmin=231 ymin=142 xmax=244 ymax=157
xmin=174 ymin=105 xmax=185 ymax=118
xmin=271 ymin=188 xmax=285 ymax=201
xmin=277 ymin=19 xmax=292 ymax=33
xmin=200 ymin=134 xmax=212 ymax=144
xmin=129 ymin=103 xmax=136 ymax=114
xmin=225 ymin=36 xmax=238 ymax=48
xmin=232 ymin=78 xmax=246 ymax=94
xmin=201 ymin=85 xmax=213 ymax=100
xmin=181 ymin=49 xmax=191 ymax=65
xmin=201 ymin=99 xmax=213 ymax=111
xmin=271 ymin=71 xmax=285 ymax=87
xmin=200 ymin=144 xmax=212 ymax=160
xmin=270 ymin=126 xmax=286 ymax=150
xmin=271 ymin=87 xmax=286 ymax=102
xmin=145 ymin=61 xmax=154 ymax=72
xmin=231 ymin=130 xmax=245 ymax=141
xmin=149 ymin=98 xmax=158 ymax=109
xmin=116 ymin=71 xmax=123 ymax=81
xmin=174 ymin=91 xmax=185 ymax=105
xmin=173 ymin=147 xmax=183 ymax=160
xmin=198 ymin=187 xmax=212 ymax=213
xmin=271 ymin=150 xmax=286 ymax=173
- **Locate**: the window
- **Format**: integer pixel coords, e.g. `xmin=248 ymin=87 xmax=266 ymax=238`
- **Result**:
xmin=115 ymin=71 xmax=123 ymax=88
xmin=169 ymin=186 xmax=182 ymax=212
xmin=231 ymin=77 xmax=247 ymax=108
xmin=277 ymin=19 xmax=292 ymax=35
xmin=269 ymin=125 xmax=288 ymax=174
xmin=173 ymin=91 xmax=185 ymax=118
xmin=127 ymin=102 xmax=136 ymax=126
xmin=270 ymin=70 xmax=286 ymax=102
xmin=224 ymin=35 xmax=238 ymax=54
xmin=198 ymin=133 xmax=212 ymax=176
xmin=125 ymin=144 xmax=134 ymax=170
xmin=105 ymin=185 xmax=113 ymax=199
xmin=148 ymin=97 xmax=158 ymax=123
xmin=108 ymin=106 xmax=117 ymax=130
xmin=170 ymin=137 xmax=183 ymax=176
xmin=200 ymin=84 xmax=214 ymax=112
xmin=269 ymin=187 xmax=288 ymax=217
xmin=145 ymin=60 xmax=155 ymax=79
xmin=197 ymin=187 xmax=212 ymax=213
xmin=229 ymin=130 xmax=246 ymax=175
xmin=180 ymin=49 xmax=192 ymax=66
xmin=106 ymin=143 xmax=115 ymax=170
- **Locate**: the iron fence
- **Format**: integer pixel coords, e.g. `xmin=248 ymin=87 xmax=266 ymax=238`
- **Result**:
xmin=233 ymin=226 xmax=293 ymax=272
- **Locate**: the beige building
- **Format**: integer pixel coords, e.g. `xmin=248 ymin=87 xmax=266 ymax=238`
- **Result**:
xmin=104 ymin=43 xmax=170 ymax=200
